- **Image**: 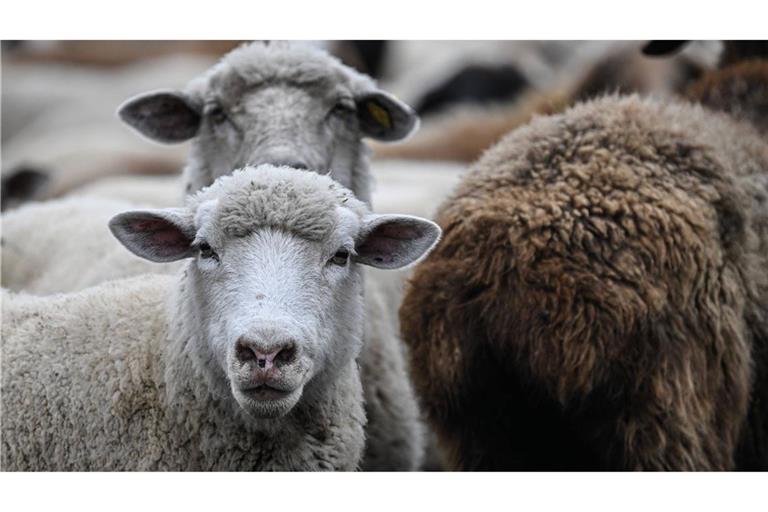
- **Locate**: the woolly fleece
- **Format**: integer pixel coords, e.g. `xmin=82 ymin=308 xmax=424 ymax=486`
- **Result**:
xmin=399 ymin=95 xmax=768 ymax=470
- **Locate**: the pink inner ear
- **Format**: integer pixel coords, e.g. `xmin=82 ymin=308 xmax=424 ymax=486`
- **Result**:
xmin=154 ymin=229 xmax=186 ymax=245
xmin=129 ymin=218 xmax=190 ymax=256
xmin=129 ymin=219 xmax=166 ymax=231
xmin=371 ymin=222 xmax=421 ymax=240
xmin=358 ymin=236 xmax=399 ymax=264
xmin=358 ymin=221 xmax=424 ymax=265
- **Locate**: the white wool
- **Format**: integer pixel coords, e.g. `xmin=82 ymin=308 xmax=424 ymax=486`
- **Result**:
xmin=1 ymin=276 xmax=365 ymax=470
xmin=1 ymin=165 xmax=442 ymax=470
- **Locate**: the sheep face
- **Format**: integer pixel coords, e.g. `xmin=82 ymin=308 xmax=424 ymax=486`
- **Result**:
xmin=190 ymin=210 xmax=366 ymax=419
xmin=118 ymin=42 xmax=419 ymax=202
xmin=109 ymin=165 xmax=441 ymax=420
xmin=187 ymin=82 xmax=377 ymax=195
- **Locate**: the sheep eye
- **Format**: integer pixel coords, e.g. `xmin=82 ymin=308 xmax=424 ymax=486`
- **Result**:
xmin=207 ymin=105 xmax=228 ymax=124
xmin=198 ymin=242 xmax=218 ymax=260
xmin=330 ymin=100 xmax=356 ymax=118
xmin=330 ymin=249 xmax=350 ymax=266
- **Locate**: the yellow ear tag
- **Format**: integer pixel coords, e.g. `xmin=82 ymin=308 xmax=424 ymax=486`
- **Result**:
xmin=367 ymin=101 xmax=392 ymax=129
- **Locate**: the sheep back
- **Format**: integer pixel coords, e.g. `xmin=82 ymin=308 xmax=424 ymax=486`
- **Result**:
xmin=400 ymin=95 xmax=767 ymax=470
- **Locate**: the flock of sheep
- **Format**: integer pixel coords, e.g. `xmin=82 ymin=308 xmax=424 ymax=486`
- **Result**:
xmin=1 ymin=40 xmax=767 ymax=471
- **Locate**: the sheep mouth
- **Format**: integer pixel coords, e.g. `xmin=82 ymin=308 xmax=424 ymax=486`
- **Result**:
xmin=240 ymin=384 xmax=293 ymax=402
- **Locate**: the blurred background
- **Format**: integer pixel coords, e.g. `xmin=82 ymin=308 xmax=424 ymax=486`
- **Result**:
xmin=1 ymin=40 xmax=722 ymax=211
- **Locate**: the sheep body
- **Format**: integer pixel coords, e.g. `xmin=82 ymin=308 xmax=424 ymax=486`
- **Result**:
xmin=399 ymin=95 xmax=768 ymax=470
xmin=1 ymin=197 xmax=175 ymax=294
xmin=1 ymin=275 xmax=366 ymax=471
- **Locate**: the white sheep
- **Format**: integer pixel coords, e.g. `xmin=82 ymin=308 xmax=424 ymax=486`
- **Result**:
xmin=0 ymin=164 xmax=441 ymax=471
xmin=2 ymin=41 xmax=433 ymax=470
xmin=1 ymin=196 xmax=176 ymax=294
xmin=117 ymin=41 xmax=419 ymax=206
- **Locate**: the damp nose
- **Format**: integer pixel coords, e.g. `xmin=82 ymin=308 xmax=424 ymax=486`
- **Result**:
xmin=235 ymin=336 xmax=297 ymax=370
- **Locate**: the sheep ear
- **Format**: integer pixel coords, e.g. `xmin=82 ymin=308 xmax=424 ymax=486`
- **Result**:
xmin=356 ymin=91 xmax=419 ymax=142
xmin=109 ymin=208 xmax=196 ymax=263
xmin=355 ymin=214 xmax=441 ymax=269
xmin=118 ymin=90 xmax=200 ymax=144
xmin=642 ymin=41 xmax=689 ymax=57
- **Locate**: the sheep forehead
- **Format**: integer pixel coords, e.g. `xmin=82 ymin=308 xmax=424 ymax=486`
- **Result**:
xmin=198 ymin=41 xmax=374 ymax=98
xmin=189 ymin=165 xmax=368 ymax=243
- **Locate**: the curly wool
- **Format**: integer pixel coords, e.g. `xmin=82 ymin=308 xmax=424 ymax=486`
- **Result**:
xmin=1 ymin=276 xmax=366 ymax=471
xmin=399 ymin=95 xmax=768 ymax=470
xmin=0 ymin=166 xmax=382 ymax=471
xmin=190 ymin=165 xmax=366 ymax=243
xmin=0 ymin=173 xmax=427 ymax=470
xmin=188 ymin=41 xmax=376 ymax=104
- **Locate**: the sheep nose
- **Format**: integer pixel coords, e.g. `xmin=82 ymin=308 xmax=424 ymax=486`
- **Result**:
xmin=235 ymin=336 xmax=297 ymax=369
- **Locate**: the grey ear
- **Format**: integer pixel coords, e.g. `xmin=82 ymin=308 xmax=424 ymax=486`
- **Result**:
xmin=355 ymin=214 xmax=441 ymax=269
xmin=109 ymin=208 xmax=196 ymax=262
xmin=356 ymin=91 xmax=419 ymax=142
xmin=118 ymin=90 xmax=200 ymax=144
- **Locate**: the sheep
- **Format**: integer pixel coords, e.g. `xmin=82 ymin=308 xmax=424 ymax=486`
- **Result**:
xmin=2 ymin=41 xmax=430 ymax=471
xmin=117 ymin=40 xmax=419 ymax=206
xmin=1 ymin=164 xmax=441 ymax=471
xmin=2 ymin=40 xmax=418 ymax=209
xmin=1 ymin=175 xmax=442 ymax=472
xmin=2 ymin=158 xmax=463 ymax=471
xmin=1 ymin=196 xmax=176 ymax=294
xmin=398 ymin=94 xmax=768 ymax=470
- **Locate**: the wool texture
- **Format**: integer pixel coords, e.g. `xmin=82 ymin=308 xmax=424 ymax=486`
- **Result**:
xmin=399 ymin=95 xmax=768 ymax=470
xmin=1 ymin=276 xmax=366 ymax=470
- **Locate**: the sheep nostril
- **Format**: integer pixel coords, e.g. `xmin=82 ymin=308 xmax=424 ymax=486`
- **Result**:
xmin=275 ymin=344 xmax=297 ymax=365
xmin=235 ymin=340 xmax=257 ymax=362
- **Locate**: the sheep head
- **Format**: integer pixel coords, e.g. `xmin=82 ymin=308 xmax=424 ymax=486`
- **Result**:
xmin=109 ymin=164 xmax=440 ymax=419
xmin=118 ymin=41 xmax=418 ymax=204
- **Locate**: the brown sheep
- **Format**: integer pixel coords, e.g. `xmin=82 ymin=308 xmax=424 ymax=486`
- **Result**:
xmin=399 ymin=95 xmax=768 ymax=470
